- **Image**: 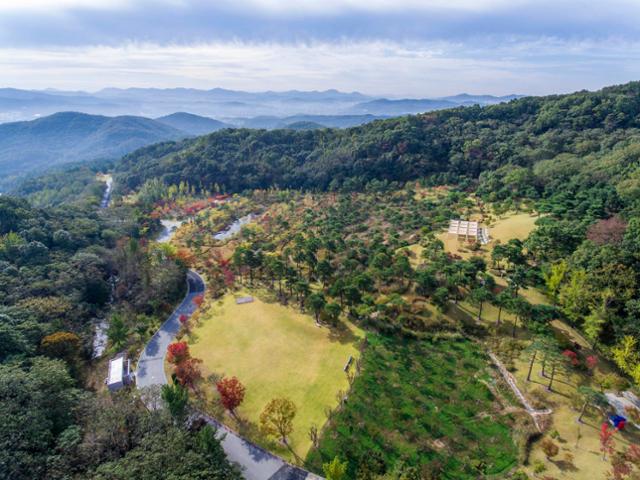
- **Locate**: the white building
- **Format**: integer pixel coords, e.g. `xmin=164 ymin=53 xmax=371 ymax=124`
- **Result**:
xmin=448 ymin=219 xmax=490 ymax=244
xmin=107 ymin=356 xmax=133 ymax=391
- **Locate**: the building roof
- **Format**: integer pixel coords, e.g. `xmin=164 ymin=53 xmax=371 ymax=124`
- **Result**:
xmin=107 ymin=356 xmax=124 ymax=386
xmin=448 ymin=219 xmax=479 ymax=237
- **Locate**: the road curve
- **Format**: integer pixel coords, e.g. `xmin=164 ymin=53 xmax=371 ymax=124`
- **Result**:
xmin=136 ymin=269 xmax=320 ymax=480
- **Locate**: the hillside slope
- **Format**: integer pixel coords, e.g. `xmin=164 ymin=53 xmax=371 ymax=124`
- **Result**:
xmin=0 ymin=112 xmax=185 ymax=190
xmin=114 ymin=82 xmax=640 ymax=202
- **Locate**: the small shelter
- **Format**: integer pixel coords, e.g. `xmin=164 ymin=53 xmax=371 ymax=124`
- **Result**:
xmin=448 ymin=219 xmax=490 ymax=244
xmin=107 ymin=356 xmax=133 ymax=391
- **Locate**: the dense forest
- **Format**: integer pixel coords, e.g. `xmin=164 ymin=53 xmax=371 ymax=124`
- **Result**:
xmin=116 ymin=82 xmax=640 ymax=203
xmin=0 ymin=195 xmax=240 ymax=479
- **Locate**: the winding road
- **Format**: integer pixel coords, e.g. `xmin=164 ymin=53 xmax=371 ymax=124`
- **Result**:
xmin=136 ymin=269 xmax=320 ymax=480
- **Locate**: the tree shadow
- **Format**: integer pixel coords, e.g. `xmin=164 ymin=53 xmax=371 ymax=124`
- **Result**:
xmin=327 ymin=321 xmax=359 ymax=345
xmin=551 ymin=459 xmax=579 ymax=473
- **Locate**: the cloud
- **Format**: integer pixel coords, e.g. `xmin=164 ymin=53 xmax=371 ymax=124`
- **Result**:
xmin=0 ymin=0 xmax=638 ymax=95
xmin=1 ymin=39 xmax=639 ymax=96
xmin=1 ymin=0 xmax=639 ymax=47
xmin=0 ymin=0 xmax=131 ymax=12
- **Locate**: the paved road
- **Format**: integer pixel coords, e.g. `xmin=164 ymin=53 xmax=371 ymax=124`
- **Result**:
xmin=136 ymin=270 xmax=320 ymax=480
xmin=136 ymin=270 xmax=205 ymax=388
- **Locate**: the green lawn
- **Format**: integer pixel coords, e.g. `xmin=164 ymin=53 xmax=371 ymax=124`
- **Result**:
xmin=306 ymin=334 xmax=518 ymax=479
xmin=189 ymin=290 xmax=363 ymax=460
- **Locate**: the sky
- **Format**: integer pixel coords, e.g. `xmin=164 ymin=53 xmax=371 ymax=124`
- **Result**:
xmin=0 ymin=0 xmax=639 ymax=97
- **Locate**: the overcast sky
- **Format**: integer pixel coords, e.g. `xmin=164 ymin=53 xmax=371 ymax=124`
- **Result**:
xmin=1 ymin=0 xmax=639 ymax=97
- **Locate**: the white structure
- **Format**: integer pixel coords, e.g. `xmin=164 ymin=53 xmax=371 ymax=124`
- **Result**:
xmin=107 ymin=356 xmax=133 ymax=391
xmin=448 ymin=219 xmax=490 ymax=244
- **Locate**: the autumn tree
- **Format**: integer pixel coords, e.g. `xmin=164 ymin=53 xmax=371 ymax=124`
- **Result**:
xmin=193 ymin=295 xmax=204 ymax=308
xmin=587 ymin=216 xmax=627 ymax=246
xmin=174 ymin=357 xmax=202 ymax=390
xmin=167 ymin=341 xmax=190 ymax=365
xmin=216 ymin=376 xmax=246 ymax=417
xmin=584 ymin=305 xmax=607 ymax=348
xmin=260 ymin=397 xmax=297 ymax=446
xmin=543 ymin=261 xmax=567 ymax=304
xmin=601 ymin=423 xmax=617 ymax=460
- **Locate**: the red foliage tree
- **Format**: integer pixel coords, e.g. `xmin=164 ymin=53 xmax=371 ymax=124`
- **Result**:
xmin=216 ymin=376 xmax=246 ymax=416
xmin=562 ymin=349 xmax=580 ymax=366
xmin=174 ymin=357 xmax=202 ymax=389
xmin=610 ymin=452 xmax=633 ymax=480
xmin=193 ymin=295 xmax=204 ymax=308
xmin=587 ymin=215 xmax=627 ymax=245
xmin=167 ymin=341 xmax=190 ymax=364
xmin=223 ymin=269 xmax=236 ymax=288
xmin=601 ymin=422 xmax=617 ymax=460
xmin=586 ymin=355 xmax=598 ymax=371
xmin=178 ymin=314 xmax=190 ymax=333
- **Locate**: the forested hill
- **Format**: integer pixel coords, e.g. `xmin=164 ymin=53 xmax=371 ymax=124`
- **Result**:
xmin=115 ymin=81 xmax=640 ymax=202
xmin=0 ymin=112 xmax=185 ymax=191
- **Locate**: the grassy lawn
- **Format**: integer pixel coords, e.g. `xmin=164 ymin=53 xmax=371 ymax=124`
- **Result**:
xmin=437 ymin=212 xmax=540 ymax=261
xmin=188 ymin=290 xmax=364 ymax=461
xmin=489 ymin=212 xmax=539 ymax=243
xmin=306 ymin=334 xmax=519 ymax=479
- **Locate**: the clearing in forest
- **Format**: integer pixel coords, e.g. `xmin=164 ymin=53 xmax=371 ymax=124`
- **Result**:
xmin=437 ymin=212 xmax=539 ymax=260
xmin=189 ymin=290 xmax=364 ymax=460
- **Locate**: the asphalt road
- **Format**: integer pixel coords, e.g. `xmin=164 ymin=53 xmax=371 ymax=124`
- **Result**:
xmin=135 ymin=269 xmax=321 ymax=480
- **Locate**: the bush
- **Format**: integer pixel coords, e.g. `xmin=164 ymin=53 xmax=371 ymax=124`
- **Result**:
xmin=540 ymin=438 xmax=559 ymax=459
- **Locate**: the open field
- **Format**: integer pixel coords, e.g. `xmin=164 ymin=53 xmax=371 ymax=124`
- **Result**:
xmin=189 ymin=290 xmax=364 ymax=460
xmin=489 ymin=212 xmax=540 ymax=243
xmin=306 ymin=334 xmax=520 ymax=479
xmin=437 ymin=212 xmax=540 ymax=260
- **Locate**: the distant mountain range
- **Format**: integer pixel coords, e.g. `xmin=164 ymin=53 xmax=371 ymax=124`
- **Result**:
xmin=0 ymin=89 xmax=523 ymax=191
xmin=0 ymin=112 xmax=184 ymax=191
xmin=0 ymin=87 xmax=523 ymax=123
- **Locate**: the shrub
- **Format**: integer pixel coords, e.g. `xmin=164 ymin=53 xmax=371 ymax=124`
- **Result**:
xmin=540 ymin=438 xmax=559 ymax=459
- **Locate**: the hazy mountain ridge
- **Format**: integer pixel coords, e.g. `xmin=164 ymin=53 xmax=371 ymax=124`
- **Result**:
xmin=0 ymin=87 xmax=522 ymax=123
xmin=0 ymin=111 xmax=184 ymax=190
xmin=156 ymin=112 xmax=231 ymax=135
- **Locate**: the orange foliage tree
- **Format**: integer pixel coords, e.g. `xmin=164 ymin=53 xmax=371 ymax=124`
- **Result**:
xmin=216 ymin=376 xmax=246 ymax=417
